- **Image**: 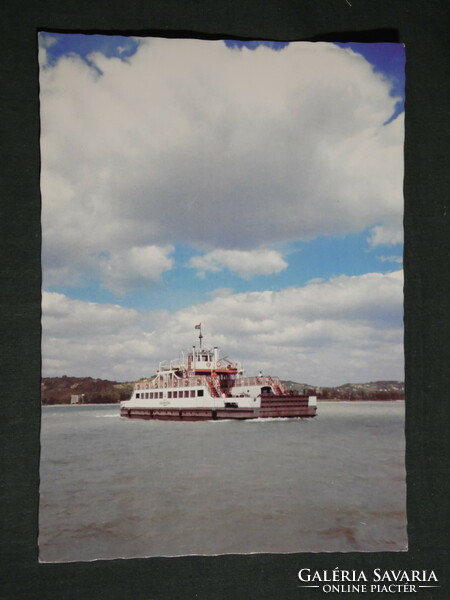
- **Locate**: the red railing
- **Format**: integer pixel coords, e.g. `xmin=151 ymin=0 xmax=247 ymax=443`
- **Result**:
xmin=136 ymin=375 xmax=210 ymax=390
xmin=136 ymin=374 xmax=287 ymax=395
xmin=233 ymin=375 xmax=287 ymax=394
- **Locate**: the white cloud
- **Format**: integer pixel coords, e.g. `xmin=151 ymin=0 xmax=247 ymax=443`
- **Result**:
xmin=38 ymin=35 xmax=57 ymax=69
xmin=39 ymin=38 xmax=404 ymax=286
xmin=42 ymin=270 xmax=403 ymax=386
xmin=378 ymin=254 xmax=403 ymax=264
xmin=208 ymin=288 xmax=234 ymax=298
xmin=368 ymin=223 xmax=404 ymax=247
xmin=42 ymin=291 xmax=166 ymax=380
xmin=99 ymin=245 xmax=174 ymax=293
xmin=189 ymin=248 xmax=288 ymax=278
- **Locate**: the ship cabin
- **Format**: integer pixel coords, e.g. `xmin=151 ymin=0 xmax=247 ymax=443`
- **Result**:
xmin=146 ymin=346 xmax=243 ymax=399
xmin=187 ymin=346 xmax=242 ymax=396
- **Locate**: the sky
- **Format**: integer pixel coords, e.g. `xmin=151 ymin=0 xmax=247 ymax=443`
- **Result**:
xmin=39 ymin=34 xmax=405 ymax=386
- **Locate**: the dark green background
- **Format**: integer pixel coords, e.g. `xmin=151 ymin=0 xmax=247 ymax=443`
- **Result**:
xmin=1 ymin=1 xmax=449 ymax=598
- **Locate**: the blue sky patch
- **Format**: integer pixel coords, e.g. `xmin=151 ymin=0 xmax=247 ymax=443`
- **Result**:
xmin=40 ymin=32 xmax=141 ymax=69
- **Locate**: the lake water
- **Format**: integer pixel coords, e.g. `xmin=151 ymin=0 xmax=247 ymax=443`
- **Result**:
xmin=39 ymin=401 xmax=407 ymax=562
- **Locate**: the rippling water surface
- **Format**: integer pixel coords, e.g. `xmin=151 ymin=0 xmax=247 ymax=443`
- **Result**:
xmin=39 ymin=401 xmax=407 ymax=562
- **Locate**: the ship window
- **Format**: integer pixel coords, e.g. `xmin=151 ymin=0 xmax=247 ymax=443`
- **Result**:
xmin=198 ymin=389 xmax=204 ymax=397
xmin=159 ymin=392 xmax=163 ymax=398
xmin=136 ymin=393 xmax=140 ymax=398
xmin=173 ymin=391 xmax=178 ymax=398
xmin=184 ymin=390 xmax=189 ymax=398
xmin=168 ymin=391 xmax=172 ymax=398
xmin=190 ymin=390 xmax=195 ymax=398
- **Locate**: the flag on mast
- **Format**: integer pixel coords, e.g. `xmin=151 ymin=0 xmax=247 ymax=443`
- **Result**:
xmin=195 ymin=323 xmax=201 ymax=329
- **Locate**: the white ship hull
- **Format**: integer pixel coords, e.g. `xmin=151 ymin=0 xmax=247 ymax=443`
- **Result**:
xmin=120 ymin=330 xmax=317 ymax=421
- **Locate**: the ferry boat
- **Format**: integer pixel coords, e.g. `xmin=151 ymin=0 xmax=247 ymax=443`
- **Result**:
xmin=120 ymin=325 xmax=317 ymax=421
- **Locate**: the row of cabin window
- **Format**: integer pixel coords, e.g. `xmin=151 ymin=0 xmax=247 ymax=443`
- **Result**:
xmin=135 ymin=389 xmax=204 ymax=399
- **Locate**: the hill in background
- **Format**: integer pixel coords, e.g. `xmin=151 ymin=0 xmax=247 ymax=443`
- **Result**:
xmin=41 ymin=376 xmax=133 ymax=405
xmin=42 ymin=376 xmax=404 ymax=405
xmin=285 ymin=380 xmax=404 ymax=400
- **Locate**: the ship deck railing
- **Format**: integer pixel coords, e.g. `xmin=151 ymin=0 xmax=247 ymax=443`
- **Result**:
xmin=135 ymin=374 xmax=287 ymax=394
xmin=136 ymin=375 xmax=212 ymax=390
xmin=234 ymin=375 xmax=285 ymax=389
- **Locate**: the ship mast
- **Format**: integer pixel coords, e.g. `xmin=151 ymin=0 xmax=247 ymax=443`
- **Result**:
xmin=195 ymin=323 xmax=203 ymax=349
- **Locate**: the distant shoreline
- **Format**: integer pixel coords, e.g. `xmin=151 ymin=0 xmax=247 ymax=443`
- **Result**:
xmin=317 ymin=397 xmax=405 ymax=402
xmin=41 ymin=402 xmax=120 ymax=407
xmin=41 ymin=398 xmax=405 ymax=407
xmin=41 ymin=376 xmax=404 ymax=405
